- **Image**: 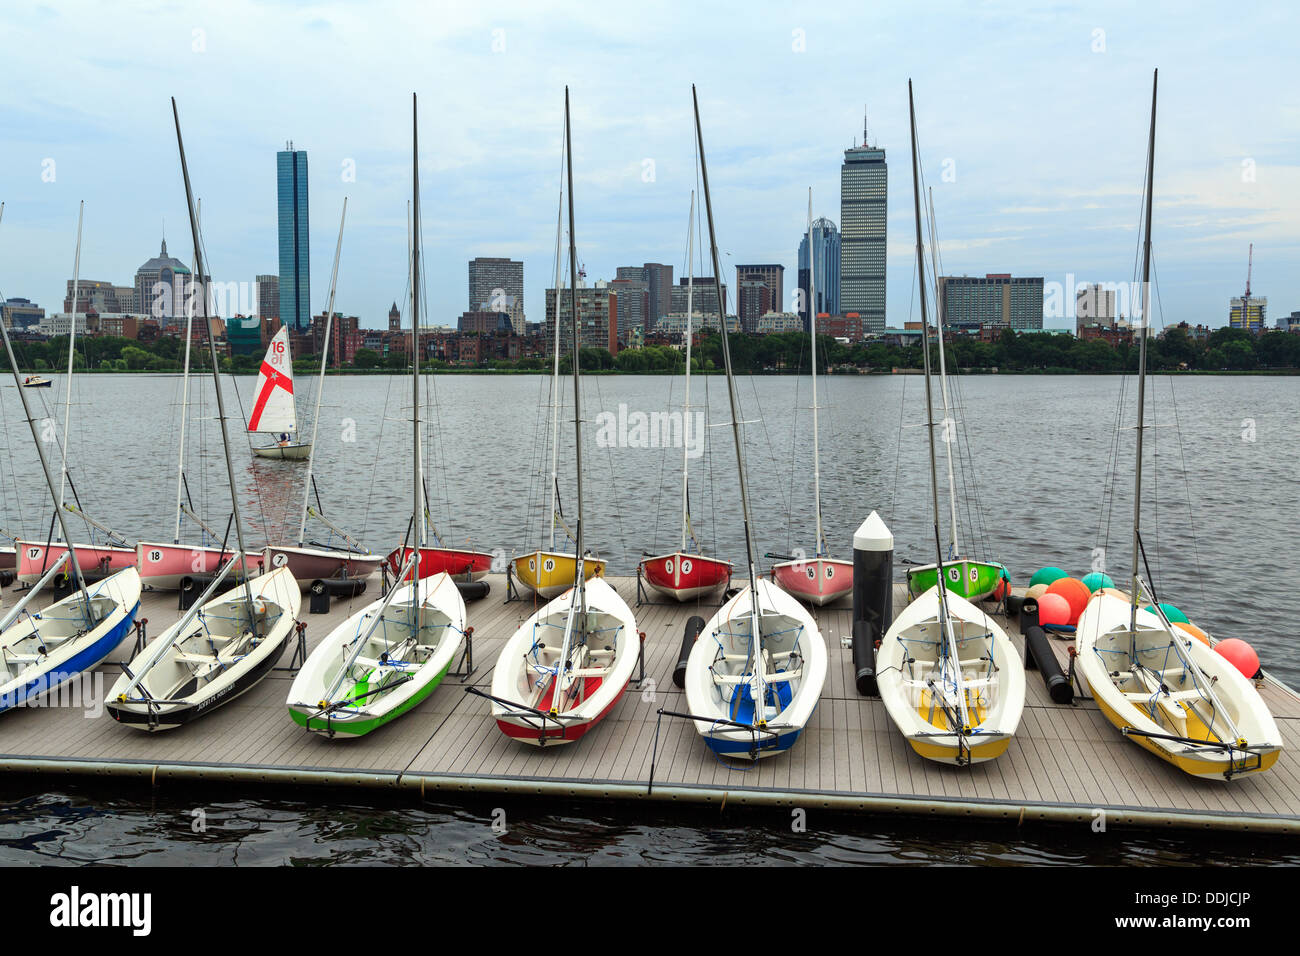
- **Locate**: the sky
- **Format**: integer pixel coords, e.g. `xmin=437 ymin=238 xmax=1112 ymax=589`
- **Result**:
xmin=1 ymin=1 xmax=1297 ymax=332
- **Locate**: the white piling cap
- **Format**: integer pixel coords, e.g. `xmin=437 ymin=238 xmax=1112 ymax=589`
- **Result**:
xmin=853 ymin=511 xmax=893 ymax=552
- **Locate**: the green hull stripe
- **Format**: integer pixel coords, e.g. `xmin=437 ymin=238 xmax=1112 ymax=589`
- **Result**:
xmin=288 ymin=659 xmax=453 ymax=737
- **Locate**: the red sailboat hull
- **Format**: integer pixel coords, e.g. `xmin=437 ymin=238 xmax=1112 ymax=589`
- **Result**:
xmin=639 ymin=551 xmax=732 ymax=602
xmin=772 ymin=557 xmax=853 ymax=607
xmin=386 ymin=546 xmax=492 ymax=582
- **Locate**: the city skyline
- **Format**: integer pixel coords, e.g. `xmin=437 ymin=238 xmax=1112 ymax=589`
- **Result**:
xmin=0 ymin=3 xmax=1296 ymax=334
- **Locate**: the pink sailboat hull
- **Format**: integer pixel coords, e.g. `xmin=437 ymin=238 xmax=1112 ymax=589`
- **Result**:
xmin=16 ymin=540 xmax=136 ymax=587
xmin=639 ymin=551 xmax=732 ymax=602
xmin=771 ymin=557 xmax=854 ymax=607
xmin=264 ymin=544 xmax=384 ymax=589
xmin=136 ymin=541 xmax=266 ymax=590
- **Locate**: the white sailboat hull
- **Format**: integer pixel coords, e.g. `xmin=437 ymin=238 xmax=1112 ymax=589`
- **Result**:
xmin=1075 ymin=593 xmax=1282 ymax=777
xmin=683 ymin=578 xmax=827 ymax=759
xmin=876 ymin=585 xmax=1025 ymax=765
xmin=490 ymin=576 xmax=639 ymax=746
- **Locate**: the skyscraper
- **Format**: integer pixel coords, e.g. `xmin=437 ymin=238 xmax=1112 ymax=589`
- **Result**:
xmin=641 ymin=263 xmax=673 ymax=331
xmin=468 ymin=257 xmax=524 ymax=333
xmin=840 ymin=115 xmax=887 ymax=332
xmin=133 ymin=238 xmax=193 ymax=324
xmin=735 ymin=264 xmax=784 ymax=322
xmin=256 ymin=274 xmax=279 ymax=319
xmin=798 ymin=217 xmax=840 ymax=328
xmin=277 ymin=143 xmax=310 ymax=332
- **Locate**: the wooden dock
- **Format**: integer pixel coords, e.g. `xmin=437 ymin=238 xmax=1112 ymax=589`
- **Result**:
xmin=2 ymin=574 xmax=1299 ymax=834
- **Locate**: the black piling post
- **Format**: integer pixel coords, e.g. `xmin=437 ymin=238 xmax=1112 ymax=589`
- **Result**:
xmin=851 ymin=511 xmax=893 ymax=697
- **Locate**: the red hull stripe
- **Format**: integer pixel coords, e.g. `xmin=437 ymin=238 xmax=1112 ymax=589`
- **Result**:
xmin=496 ymin=677 xmax=629 ymax=743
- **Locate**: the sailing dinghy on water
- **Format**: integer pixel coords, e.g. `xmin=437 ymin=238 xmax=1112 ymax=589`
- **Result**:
xmin=287 ymin=95 xmax=466 ymax=738
xmin=639 ymin=191 xmax=732 ymax=603
xmin=487 ymin=90 xmax=641 ymax=747
xmin=104 ymin=98 xmax=301 ymax=732
xmin=248 ymin=327 xmax=309 ymax=460
xmin=1075 ymin=71 xmax=1281 ymax=780
xmin=876 ymin=81 xmax=1024 ymax=767
xmin=771 ymin=190 xmax=852 ymax=607
xmin=680 ymin=86 xmax=827 ymax=759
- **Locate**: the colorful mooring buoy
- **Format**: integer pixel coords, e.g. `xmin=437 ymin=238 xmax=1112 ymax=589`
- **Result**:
xmin=1215 ymin=638 xmax=1261 ymax=680
xmin=1045 ymin=577 xmax=1090 ymax=625
xmin=1080 ymin=571 xmax=1115 ymax=593
xmin=1029 ymin=566 xmax=1066 ymax=589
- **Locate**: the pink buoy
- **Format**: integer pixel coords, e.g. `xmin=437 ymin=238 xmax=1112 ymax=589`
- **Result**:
xmin=1215 ymin=638 xmax=1261 ymax=680
xmin=1037 ymin=592 xmax=1072 ymax=627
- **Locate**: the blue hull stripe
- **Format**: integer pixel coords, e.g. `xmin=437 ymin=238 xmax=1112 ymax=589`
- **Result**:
xmin=0 ymin=601 xmax=139 ymax=713
xmin=705 ymin=727 xmax=801 ymax=755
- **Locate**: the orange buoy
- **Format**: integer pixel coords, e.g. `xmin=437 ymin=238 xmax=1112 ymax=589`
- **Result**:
xmin=1173 ymin=621 xmax=1210 ymax=646
xmin=1045 ymin=577 xmax=1090 ymax=625
xmin=1215 ymin=638 xmax=1261 ymax=679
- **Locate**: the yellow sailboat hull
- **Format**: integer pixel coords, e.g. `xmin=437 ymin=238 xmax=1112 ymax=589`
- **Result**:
xmin=511 ymin=550 xmax=606 ymax=600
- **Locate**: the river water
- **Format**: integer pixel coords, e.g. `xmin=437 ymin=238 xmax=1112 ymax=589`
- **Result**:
xmin=1 ymin=371 xmax=1296 ymax=864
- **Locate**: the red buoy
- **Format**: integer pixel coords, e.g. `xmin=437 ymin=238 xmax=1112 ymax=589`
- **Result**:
xmin=1215 ymin=638 xmax=1261 ymax=680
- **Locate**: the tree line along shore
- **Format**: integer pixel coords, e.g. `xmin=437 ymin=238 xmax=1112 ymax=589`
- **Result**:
xmin=4 ymin=326 xmax=1298 ymax=376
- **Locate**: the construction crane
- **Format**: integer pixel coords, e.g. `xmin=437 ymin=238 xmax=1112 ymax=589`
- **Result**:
xmin=1245 ymin=243 xmax=1253 ymax=300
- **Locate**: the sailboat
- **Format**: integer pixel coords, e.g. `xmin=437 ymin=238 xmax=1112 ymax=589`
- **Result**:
xmin=772 ymin=190 xmax=853 ymax=607
xmin=248 ymin=327 xmax=310 ymax=460
xmin=904 ymin=193 xmax=1008 ymax=603
xmin=681 ymin=86 xmax=827 ymax=759
xmin=488 ymin=89 xmax=639 ymax=747
xmin=286 ymin=93 xmax=467 ymax=738
xmin=105 ymin=98 xmax=301 ymax=731
xmin=386 ymin=198 xmax=492 ymax=585
xmin=16 ymin=202 xmax=135 ymax=586
xmin=138 ymin=229 xmax=263 ymax=590
xmin=261 ymin=200 xmax=384 ymax=589
xmin=1075 ymin=71 xmax=1281 ymax=779
xmin=0 ymin=210 xmax=141 ymax=714
xmin=875 ymin=80 xmax=1025 ymax=766
xmin=508 ymin=139 xmax=607 ymax=601
xmin=639 ymin=191 xmax=732 ymax=602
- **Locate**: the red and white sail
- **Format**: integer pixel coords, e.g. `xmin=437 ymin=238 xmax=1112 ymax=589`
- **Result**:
xmin=247 ymin=327 xmax=297 ymax=434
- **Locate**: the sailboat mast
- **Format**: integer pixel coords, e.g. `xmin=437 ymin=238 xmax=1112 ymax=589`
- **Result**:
xmin=927 ymin=188 xmax=960 ymax=558
xmin=1131 ymin=68 xmax=1158 ymax=625
xmin=548 ymin=141 xmax=564 ymax=552
xmin=173 ymin=210 xmax=198 ymax=545
xmin=171 ymin=97 xmax=257 ymax=630
xmin=564 ymin=87 xmax=586 ymax=599
xmin=297 ymin=198 xmax=347 ymax=546
xmin=908 ymin=81 xmax=951 ymax=619
xmin=412 ymin=94 xmax=424 ymax=553
xmin=692 ymin=86 xmax=758 ymax=596
xmin=58 ymin=200 xmax=84 ymax=511
xmin=680 ymin=190 xmax=695 ymax=553
xmin=0 ymin=307 xmax=90 ymax=611
xmin=807 ymin=190 xmax=825 ymax=556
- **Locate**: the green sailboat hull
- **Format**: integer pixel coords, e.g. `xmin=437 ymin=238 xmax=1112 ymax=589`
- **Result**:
xmin=907 ymin=558 xmax=1008 ymax=602
xmin=288 ymin=658 xmax=454 ymax=737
